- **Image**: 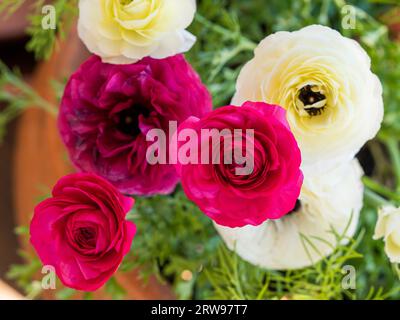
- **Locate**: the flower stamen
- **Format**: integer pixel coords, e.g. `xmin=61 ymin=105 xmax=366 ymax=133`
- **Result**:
xmin=296 ymin=85 xmax=327 ymax=117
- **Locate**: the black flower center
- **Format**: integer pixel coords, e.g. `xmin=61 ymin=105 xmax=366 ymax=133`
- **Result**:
xmin=298 ymin=85 xmax=326 ymax=116
xmin=115 ymin=103 xmax=150 ymax=137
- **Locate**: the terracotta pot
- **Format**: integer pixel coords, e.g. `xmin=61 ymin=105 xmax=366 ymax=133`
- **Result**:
xmin=12 ymin=23 xmax=174 ymax=300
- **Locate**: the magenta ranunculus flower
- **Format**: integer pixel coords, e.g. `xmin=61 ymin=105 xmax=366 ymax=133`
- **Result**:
xmin=175 ymin=101 xmax=303 ymax=228
xmin=30 ymin=173 xmax=136 ymax=291
xmin=59 ymin=54 xmax=212 ymax=195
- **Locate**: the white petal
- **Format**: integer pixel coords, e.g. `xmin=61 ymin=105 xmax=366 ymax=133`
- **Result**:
xmin=215 ymin=160 xmax=364 ymax=270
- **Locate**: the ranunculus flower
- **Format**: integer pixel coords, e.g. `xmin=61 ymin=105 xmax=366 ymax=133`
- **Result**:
xmin=78 ymin=0 xmax=197 ymax=64
xmin=59 ymin=54 xmax=211 ymax=195
xmin=374 ymin=206 xmax=400 ymax=263
xmin=175 ymin=101 xmax=303 ymax=228
xmin=215 ymin=160 xmax=364 ymax=270
xmin=233 ymin=25 xmax=383 ymax=175
xmin=30 ymin=173 xmax=136 ymax=291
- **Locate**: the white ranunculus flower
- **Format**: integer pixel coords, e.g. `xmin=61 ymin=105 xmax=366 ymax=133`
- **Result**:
xmin=232 ymin=25 xmax=383 ymax=175
xmin=373 ymin=206 xmax=400 ymax=263
xmin=78 ymin=0 xmax=197 ymax=64
xmin=215 ymin=160 xmax=364 ymax=270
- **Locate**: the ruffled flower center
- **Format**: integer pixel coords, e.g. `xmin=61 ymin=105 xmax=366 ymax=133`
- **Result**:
xmin=211 ymin=132 xmax=273 ymax=190
xmin=74 ymin=227 xmax=97 ymax=249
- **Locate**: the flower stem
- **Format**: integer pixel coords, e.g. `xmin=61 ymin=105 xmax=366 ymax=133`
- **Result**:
xmin=362 ymin=176 xmax=400 ymax=202
xmin=364 ymin=188 xmax=389 ymax=208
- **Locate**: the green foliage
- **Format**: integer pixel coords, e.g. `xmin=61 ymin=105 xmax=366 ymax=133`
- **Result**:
xmin=104 ymin=277 xmax=127 ymax=300
xmin=6 ymin=227 xmax=43 ymax=299
xmin=205 ymin=226 xmax=399 ymax=300
xmin=26 ymin=0 xmax=78 ymax=60
xmin=122 ymin=189 xmax=220 ymax=299
xmin=0 ymin=0 xmax=78 ymax=60
xmin=206 ymin=239 xmax=356 ymax=300
xmin=0 ymin=60 xmax=57 ymax=143
xmin=353 ymin=206 xmax=400 ymax=298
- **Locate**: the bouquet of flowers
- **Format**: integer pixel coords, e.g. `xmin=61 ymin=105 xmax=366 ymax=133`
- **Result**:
xmin=2 ymin=0 xmax=400 ymax=300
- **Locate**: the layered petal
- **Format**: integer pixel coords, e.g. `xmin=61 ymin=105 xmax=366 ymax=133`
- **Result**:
xmin=30 ymin=173 xmax=136 ymax=291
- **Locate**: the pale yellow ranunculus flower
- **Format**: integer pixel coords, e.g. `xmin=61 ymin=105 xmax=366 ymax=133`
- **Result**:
xmin=215 ymin=160 xmax=364 ymax=270
xmin=233 ymin=25 xmax=383 ymax=175
xmin=78 ymin=0 xmax=196 ymax=64
xmin=374 ymin=206 xmax=400 ymax=263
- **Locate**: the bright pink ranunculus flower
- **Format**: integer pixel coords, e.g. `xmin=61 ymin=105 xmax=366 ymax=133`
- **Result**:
xmin=175 ymin=101 xmax=303 ymax=228
xmin=58 ymin=54 xmax=211 ymax=196
xmin=30 ymin=173 xmax=136 ymax=291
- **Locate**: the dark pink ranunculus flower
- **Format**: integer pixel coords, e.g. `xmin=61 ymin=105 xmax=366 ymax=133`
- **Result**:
xmin=30 ymin=173 xmax=136 ymax=291
xmin=59 ymin=54 xmax=211 ymax=195
xmin=175 ymin=101 xmax=303 ymax=228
